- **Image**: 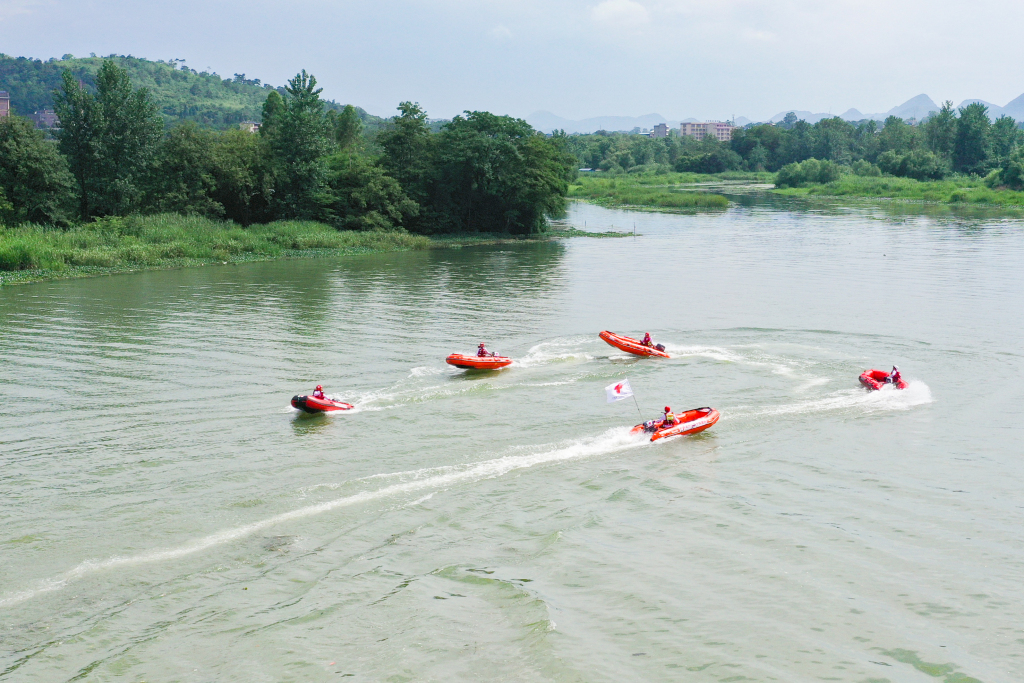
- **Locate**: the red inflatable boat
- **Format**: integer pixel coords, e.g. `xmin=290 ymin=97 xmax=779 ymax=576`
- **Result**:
xmin=859 ymin=369 xmax=908 ymax=390
xmin=291 ymin=395 xmax=355 ymax=413
xmin=599 ymin=330 xmax=670 ymax=358
xmin=446 ymin=353 xmax=513 ymax=370
xmin=631 ymin=407 xmax=719 ymax=442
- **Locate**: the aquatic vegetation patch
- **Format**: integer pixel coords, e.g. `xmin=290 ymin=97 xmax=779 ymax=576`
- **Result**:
xmin=569 ymin=175 xmax=730 ymax=210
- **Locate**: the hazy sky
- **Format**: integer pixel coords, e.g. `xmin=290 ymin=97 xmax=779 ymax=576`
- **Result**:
xmin=3 ymin=0 xmax=1023 ymax=121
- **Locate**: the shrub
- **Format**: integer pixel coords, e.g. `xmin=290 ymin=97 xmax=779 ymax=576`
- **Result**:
xmin=851 ymin=159 xmax=881 ymax=177
xmin=877 ymin=149 xmax=949 ymax=181
xmin=774 ymin=158 xmax=842 ymax=187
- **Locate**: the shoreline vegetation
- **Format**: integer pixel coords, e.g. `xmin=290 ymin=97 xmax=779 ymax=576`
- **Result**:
xmin=568 ymin=173 xmax=768 ymax=210
xmin=569 ymin=169 xmax=1024 ymax=209
xmin=0 ymin=214 xmax=624 ymax=287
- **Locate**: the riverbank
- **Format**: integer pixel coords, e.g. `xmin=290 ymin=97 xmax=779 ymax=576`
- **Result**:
xmin=772 ymin=174 xmax=1024 ymax=206
xmin=0 ymin=214 xmax=626 ymax=286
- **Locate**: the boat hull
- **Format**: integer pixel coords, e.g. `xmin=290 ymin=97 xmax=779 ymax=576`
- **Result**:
xmin=632 ymin=407 xmax=719 ymax=441
xmin=599 ymin=330 xmax=670 ymax=358
xmin=291 ymin=395 xmax=355 ymax=413
xmin=446 ymin=353 xmax=513 ymax=370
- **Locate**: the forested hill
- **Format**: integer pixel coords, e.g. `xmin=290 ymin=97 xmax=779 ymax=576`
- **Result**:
xmin=0 ymin=54 xmax=383 ymax=130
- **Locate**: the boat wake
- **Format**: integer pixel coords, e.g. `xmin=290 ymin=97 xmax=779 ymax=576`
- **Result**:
xmin=0 ymin=427 xmax=646 ymax=608
xmin=731 ymin=380 xmax=933 ymax=419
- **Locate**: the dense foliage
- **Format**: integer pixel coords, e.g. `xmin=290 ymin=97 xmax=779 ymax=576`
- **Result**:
xmin=0 ymin=60 xmax=576 ymax=244
xmin=564 ymin=104 xmax=1023 ymax=187
xmin=0 ymin=53 xmax=383 ymax=130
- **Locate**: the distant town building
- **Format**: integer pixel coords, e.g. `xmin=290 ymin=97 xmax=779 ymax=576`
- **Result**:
xmin=0 ymin=91 xmax=10 ymax=118
xmin=239 ymin=121 xmax=261 ymax=133
xmin=680 ymin=121 xmax=736 ymax=142
xmin=29 ymin=108 xmax=59 ymax=129
xmin=652 ymin=123 xmax=668 ymax=138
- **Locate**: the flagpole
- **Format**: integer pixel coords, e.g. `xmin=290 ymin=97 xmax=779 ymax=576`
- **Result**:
xmin=632 ymin=393 xmax=643 ymax=420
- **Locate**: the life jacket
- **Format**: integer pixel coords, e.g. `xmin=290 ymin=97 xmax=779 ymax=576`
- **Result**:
xmin=664 ymin=412 xmax=675 ymax=424
xmin=477 ymin=347 xmax=488 ymax=357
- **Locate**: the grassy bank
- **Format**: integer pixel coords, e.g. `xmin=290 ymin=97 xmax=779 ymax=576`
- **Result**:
xmin=774 ymin=175 xmax=1024 ymax=206
xmin=0 ymin=214 xmax=432 ymax=285
xmin=569 ymin=174 xmax=731 ymax=210
xmin=0 ymin=213 xmax=626 ymax=286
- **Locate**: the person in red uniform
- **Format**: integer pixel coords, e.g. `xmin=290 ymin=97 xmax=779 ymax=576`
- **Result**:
xmin=885 ymin=366 xmax=901 ymax=384
xmin=312 ymin=385 xmax=326 ymax=400
xmin=477 ymin=343 xmax=492 ymax=357
xmin=641 ymin=332 xmax=653 ymax=347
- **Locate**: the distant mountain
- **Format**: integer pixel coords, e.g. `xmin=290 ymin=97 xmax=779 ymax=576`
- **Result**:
xmin=768 ymin=92 xmax=1024 ymax=125
xmin=1001 ymin=93 xmax=1024 ymax=120
xmin=0 ymin=53 xmax=383 ymax=130
xmin=885 ymin=94 xmax=939 ymax=121
xmin=527 ymin=111 xmax=671 ymax=134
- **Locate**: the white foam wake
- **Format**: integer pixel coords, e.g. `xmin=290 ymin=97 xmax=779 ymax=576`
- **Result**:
xmin=0 ymin=427 xmax=645 ymax=609
xmin=740 ymin=380 xmax=934 ymax=418
xmin=515 ymin=337 xmax=594 ymax=368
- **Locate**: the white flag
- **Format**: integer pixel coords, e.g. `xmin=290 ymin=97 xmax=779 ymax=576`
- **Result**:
xmin=606 ymin=378 xmax=634 ymax=403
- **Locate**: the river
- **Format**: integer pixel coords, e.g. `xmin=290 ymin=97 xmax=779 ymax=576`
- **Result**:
xmin=1 ymin=196 xmax=1022 ymax=682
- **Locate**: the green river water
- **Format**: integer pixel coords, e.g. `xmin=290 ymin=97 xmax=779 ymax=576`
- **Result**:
xmin=1 ymin=195 xmax=1022 ymax=682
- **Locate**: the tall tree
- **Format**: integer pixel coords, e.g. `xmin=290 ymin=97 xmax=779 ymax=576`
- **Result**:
xmin=262 ymin=71 xmax=334 ymax=219
xmin=953 ymin=102 xmax=991 ymax=174
xmin=876 ymin=116 xmax=916 ymax=155
xmin=91 ymin=60 xmax=163 ymax=216
xmin=211 ymin=129 xmax=274 ymax=226
xmin=53 ymin=60 xmax=162 ymax=218
xmin=377 ymin=101 xmax=434 ymax=205
xmin=0 ymin=115 xmax=76 ymax=225
xmin=147 ymin=122 xmax=223 ymax=217
xmin=53 ymin=70 xmax=100 ymax=218
xmin=989 ymin=115 xmax=1021 ymax=161
xmin=923 ymin=101 xmax=957 ymax=162
xmin=429 ymin=111 xmax=575 ymax=234
xmin=332 ymin=104 xmax=363 ymax=149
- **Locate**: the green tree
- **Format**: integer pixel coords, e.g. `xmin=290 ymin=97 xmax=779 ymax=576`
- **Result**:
xmin=91 ymin=60 xmax=163 ymax=215
xmin=377 ymin=101 xmax=435 ymax=205
xmin=997 ymin=147 xmax=1024 ymax=189
xmin=429 ymin=111 xmax=576 ymax=234
xmin=210 ymin=129 xmax=274 ymax=226
xmin=147 ymin=122 xmax=223 ymax=217
xmin=953 ymin=102 xmax=991 ymax=175
xmin=332 ymin=104 xmax=363 ymax=149
xmin=53 ymin=69 xmax=100 ymax=218
xmin=876 ymin=116 xmax=916 ymax=155
xmin=812 ymin=118 xmax=855 ymax=163
xmin=262 ymin=71 xmax=335 ymax=219
xmin=877 ymin=149 xmax=948 ymax=180
xmin=321 ymin=153 xmax=418 ymax=230
xmin=259 ymin=90 xmax=286 ymax=140
xmin=923 ymin=101 xmax=956 ymax=161
xmin=54 ymin=60 xmax=162 ymax=218
xmin=0 ymin=115 xmax=76 ymax=225
xmin=989 ymin=115 xmax=1021 ymax=161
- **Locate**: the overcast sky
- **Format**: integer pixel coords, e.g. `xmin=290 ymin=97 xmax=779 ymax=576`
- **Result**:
xmin=3 ymin=0 xmax=1023 ymax=121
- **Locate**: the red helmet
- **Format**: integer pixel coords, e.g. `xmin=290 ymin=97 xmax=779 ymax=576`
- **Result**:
xmin=316 ymin=385 xmax=323 ymax=390
xmin=664 ymin=406 xmax=671 ymax=412
xmin=479 ymin=343 xmax=485 ymax=347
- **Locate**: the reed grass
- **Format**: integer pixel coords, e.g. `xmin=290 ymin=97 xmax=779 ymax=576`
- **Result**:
xmin=569 ymin=176 xmax=730 ymax=209
xmin=774 ymin=175 xmax=1024 ymax=206
xmin=0 ymin=214 xmax=431 ymax=281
